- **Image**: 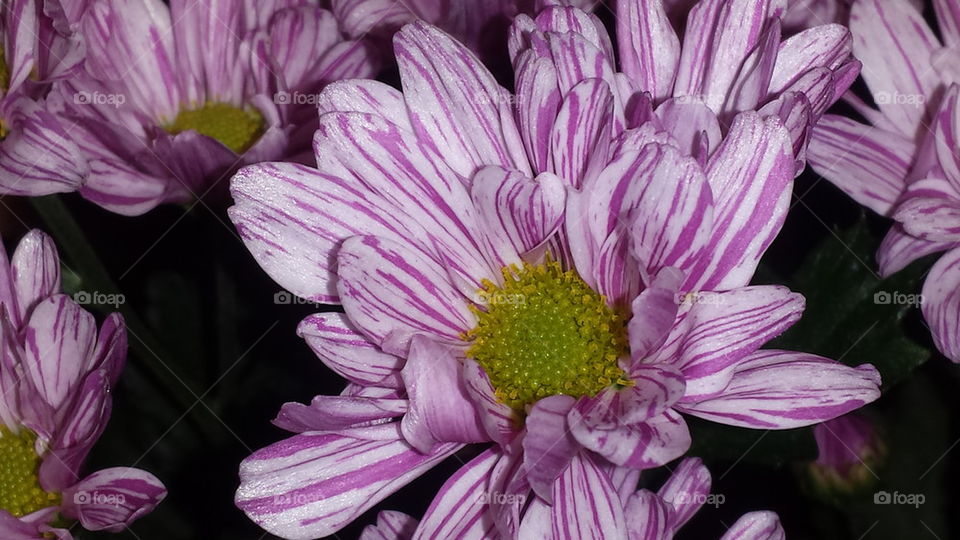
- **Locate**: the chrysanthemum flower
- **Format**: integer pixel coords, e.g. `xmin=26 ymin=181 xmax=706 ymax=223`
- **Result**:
xmin=0 ymin=230 xmax=165 ymax=538
xmin=0 ymin=0 xmax=86 ymax=197
xmin=604 ymin=0 xmax=859 ymax=170
xmin=229 ymin=15 xmax=879 ymax=538
xmin=361 ymin=457 xmax=786 ymax=540
xmin=808 ymin=0 xmax=957 ymax=217
xmin=3 ymin=0 xmax=376 ymax=215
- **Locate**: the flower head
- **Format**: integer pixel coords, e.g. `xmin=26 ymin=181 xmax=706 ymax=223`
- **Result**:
xmin=2 ymin=0 xmax=377 ymax=215
xmin=229 ymin=13 xmax=879 ymax=538
xmin=0 ymin=230 xmax=165 ymax=537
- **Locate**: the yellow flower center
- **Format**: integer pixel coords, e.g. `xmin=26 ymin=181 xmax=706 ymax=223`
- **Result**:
xmin=0 ymin=427 xmax=59 ymax=517
xmin=166 ymin=102 xmax=264 ymax=154
xmin=464 ymin=261 xmax=631 ymax=412
xmin=0 ymin=47 xmax=8 ymax=91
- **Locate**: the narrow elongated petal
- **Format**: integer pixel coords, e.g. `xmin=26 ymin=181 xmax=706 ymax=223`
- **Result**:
xmin=23 ymin=295 xmax=97 ymax=409
xmin=517 ymin=453 xmax=628 ymax=539
xmin=523 ymin=395 xmax=578 ymax=502
xmin=720 ymin=511 xmax=785 ymax=540
xmin=273 ymin=394 xmax=407 ymax=433
xmin=686 ymin=113 xmax=793 ymax=291
xmin=679 ymin=350 xmax=881 ymax=429
xmin=935 ymin=0 xmax=960 ymax=47
xmin=316 ymin=80 xmax=410 ymax=128
xmin=724 ymin=22 xmax=780 ymax=115
xmin=664 ymin=286 xmax=804 ymax=401
xmin=894 ymin=180 xmax=960 ymax=242
xmin=0 ymin=101 xmax=86 ymax=197
xmin=236 ymin=425 xmax=460 ymax=540
xmin=298 ymin=313 xmax=404 ymax=387
xmin=850 ymin=0 xmax=940 ymax=136
xmin=808 ymin=115 xmax=916 ymax=215
xmin=935 ymin=86 xmax=960 ymax=191
xmin=921 ymin=247 xmax=960 ymax=362
xmin=550 ymin=78 xmax=614 ymax=188
xmin=617 ymin=0 xmax=680 ymax=100
xmin=400 ymin=336 xmax=487 ymax=452
xmin=413 ymin=449 xmax=500 ymax=540
xmin=61 ymin=468 xmax=166 ymax=532
xmin=10 ymin=230 xmax=60 ymax=326
xmin=624 ymin=490 xmax=670 ymax=540
xmin=657 ymin=457 xmax=711 ymax=530
xmin=628 ymin=267 xmax=684 ymax=361
xmin=514 ymin=53 xmax=562 ymax=173
xmin=337 ymin=236 xmax=476 ymax=349
xmin=463 ymin=359 xmax=518 ymax=447
xmin=769 ymin=25 xmax=852 ymax=94
xmin=395 ymin=22 xmax=529 ymax=178
xmin=654 ymin=98 xmax=721 ymax=157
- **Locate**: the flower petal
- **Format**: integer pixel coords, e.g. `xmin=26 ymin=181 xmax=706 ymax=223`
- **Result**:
xmin=569 ymin=407 xmax=691 ymax=470
xmin=361 ymin=511 xmax=418 ymax=540
xmin=720 ymin=511 xmax=785 ymax=540
xmin=686 ymin=113 xmax=794 ymax=291
xmin=61 ymin=468 xmax=166 ymax=532
xmin=298 ymin=313 xmax=404 ymax=387
xmin=400 ymin=336 xmax=487 ymax=452
xmin=337 ymin=236 xmax=476 ymax=349
xmin=808 ymin=115 xmax=916 ymax=216
xmin=523 ymin=395 xmax=579 ymax=503
xmin=616 ymin=0 xmax=680 ymax=101
xmin=23 ymin=295 xmax=97 ymax=409
xmin=769 ymin=24 xmax=852 ymax=95
xmin=679 ymin=350 xmax=881 ymax=429
xmin=273 ymin=393 xmax=407 ymax=433
xmin=623 ymin=489 xmax=671 ymax=540
xmin=921 ymin=247 xmax=960 ymax=362
xmin=394 ymin=21 xmax=529 ymax=178
xmin=628 ymin=267 xmax=684 ymax=361
xmin=462 ymin=359 xmax=519 ymax=447
xmin=550 ymin=78 xmax=614 ymax=188
xmin=10 ymin=230 xmax=60 ymax=326
xmin=236 ymin=425 xmax=460 ymax=540
xmin=657 ymin=457 xmax=712 ymax=530
xmin=412 ymin=449 xmax=501 ymax=540
xmin=517 ymin=453 xmax=628 ymax=538
xmin=878 ymin=225 xmax=953 ymax=276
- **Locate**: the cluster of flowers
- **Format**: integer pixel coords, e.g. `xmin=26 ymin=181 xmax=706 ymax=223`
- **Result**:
xmin=0 ymin=0 xmax=951 ymax=538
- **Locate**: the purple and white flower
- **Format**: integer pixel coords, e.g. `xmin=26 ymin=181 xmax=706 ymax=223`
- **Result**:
xmin=0 ymin=229 xmax=165 ymax=538
xmin=229 ymin=14 xmax=879 ymax=539
xmin=361 ymin=458 xmax=787 ymax=540
xmin=3 ymin=0 xmax=376 ymax=215
xmin=0 ymin=0 xmax=86 ymax=197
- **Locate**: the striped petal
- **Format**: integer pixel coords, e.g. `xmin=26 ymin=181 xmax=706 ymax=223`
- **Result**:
xmin=61 ymin=468 xmax=166 ymax=533
xmin=769 ymin=24 xmax=852 ymax=95
xmin=723 ymin=21 xmax=780 ymax=116
xmin=935 ymin=85 xmax=960 ymax=191
xmin=314 ymin=112 xmax=496 ymax=291
xmin=850 ymin=0 xmax=940 ymax=137
xmin=23 ymin=295 xmax=97 ymax=409
xmin=361 ymin=511 xmax=418 ymax=540
xmin=517 ymin=453 xmax=628 ymax=539
xmin=523 ymin=395 xmax=579 ymax=502
xmin=412 ymin=449 xmax=500 ymax=540
xmin=10 ymin=230 xmax=60 ymax=326
xmin=894 ymin=179 xmax=960 ymax=242
xmin=272 ymin=394 xmax=407 ymax=433
xmin=808 ymin=115 xmax=915 ymax=216
xmin=337 ymin=235 xmax=476 ymax=349
xmin=628 ymin=267 xmax=684 ymax=361
xmin=657 ymin=457 xmax=712 ymax=530
xmin=666 ymin=286 xmax=805 ymax=401
xmin=935 ymin=0 xmax=960 ymax=47
xmin=624 ymin=490 xmax=671 ymax=540
xmin=679 ymin=350 xmax=881 ymax=429
xmin=400 ymin=336 xmax=487 ymax=452
xmin=921 ymin=247 xmax=960 ymax=362
xmin=298 ymin=313 xmax=404 ymax=388
xmin=514 ymin=53 xmax=562 ymax=174
xmin=686 ymin=113 xmax=794 ymax=291
xmin=569 ymin=407 xmax=691 ymax=470
xmin=0 ymin=99 xmax=86 ymax=197
xmin=394 ymin=21 xmax=530 ymax=179
xmin=878 ymin=224 xmax=954 ymax=276
xmin=616 ymin=0 xmax=680 ymax=101
xmin=463 ymin=359 xmax=519 ymax=447
xmin=654 ymin=97 xmax=722 ymax=157
xmin=470 ymin=167 xmax=566 ymax=264
xmin=720 ymin=511 xmax=785 ymax=540
xmin=236 ymin=425 xmax=460 ymax=540
xmin=316 ymin=80 xmax=410 ymax=129
xmin=550 ymin=78 xmax=614 ymax=188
